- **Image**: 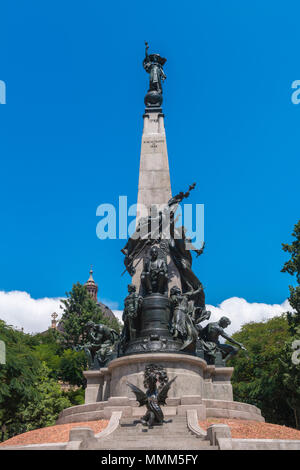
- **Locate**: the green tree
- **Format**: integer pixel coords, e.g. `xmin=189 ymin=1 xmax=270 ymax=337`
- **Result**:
xmin=59 ymin=282 xmax=120 ymax=348
xmin=280 ymin=220 xmax=300 ymax=428
xmin=281 ymin=220 xmax=300 ymax=332
xmin=280 ymin=337 xmax=300 ymax=429
xmin=59 ymin=349 xmax=87 ymax=386
xmin=0 ymin=321 xmax=74 ymax=439
xmin=63 ymin=387 xmax=85 ymax=406
xmin=229 ymin=315 xmax=295 ymax=427
xmin=34 ymin=327 xmax=62 ymax=346
xmin=18 ymin=362 xmax=72 ymax=432
xmin=0 ymin=320 xmax=41 ymax=438
xmin=32 ymin=342 xmax=61 ymax=379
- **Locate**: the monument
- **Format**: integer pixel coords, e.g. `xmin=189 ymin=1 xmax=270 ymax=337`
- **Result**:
xmin=57 ymin=43 xmax=264 ymax=428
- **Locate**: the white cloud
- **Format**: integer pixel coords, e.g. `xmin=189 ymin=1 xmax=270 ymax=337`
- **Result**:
xmin=112 ymin=310 xmax=123 ymax=323
xmin=0 ymin=291 xmax=291 ymax=336
xmin=204 ymin=297 xmax=291 ymax=335
xmin=0 ymin=291 xmax=64 ymax=334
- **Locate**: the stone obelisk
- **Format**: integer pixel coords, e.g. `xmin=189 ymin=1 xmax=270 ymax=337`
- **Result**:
xmin=136 ymin=111 xmax=172 ymax=215
xmin=132 ymin=43 xmax=181 ymax=293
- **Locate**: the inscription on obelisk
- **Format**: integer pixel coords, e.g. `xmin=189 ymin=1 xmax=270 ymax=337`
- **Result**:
xmin=136 ymin=112 xmax=171 ymax=219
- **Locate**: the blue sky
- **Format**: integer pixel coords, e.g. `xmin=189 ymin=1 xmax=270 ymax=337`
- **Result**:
xmin=0 ymin=1 xmax=299 ymax=320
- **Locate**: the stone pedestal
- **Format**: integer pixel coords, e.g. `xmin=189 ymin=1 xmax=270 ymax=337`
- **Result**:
xmin=109 ymin=353 xmax=207 ymax=399
xmin=57 ymin=354 xmax=264 ymax=425
xmin=83 ymin=354 xmax=233 ymax=404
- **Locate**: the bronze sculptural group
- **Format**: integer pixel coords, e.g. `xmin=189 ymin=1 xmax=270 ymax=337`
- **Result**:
xmin=81 ymin=177 xmax=246 ymax=367
xmin=119 ymin=181 xmax=215 ymax=357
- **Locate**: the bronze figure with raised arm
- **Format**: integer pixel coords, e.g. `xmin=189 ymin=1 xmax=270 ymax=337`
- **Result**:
xmin=198 ymin=316 xmax=247 ymax=365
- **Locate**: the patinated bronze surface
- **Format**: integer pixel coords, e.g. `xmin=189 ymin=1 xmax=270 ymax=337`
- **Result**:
xmin=127 ymin=364 xmax=176 ymax=427
xmin=170 ymin=286 xmax=201 ymax=352
xmin=141 ymin=246 xmax=168 ymax=296
xmin=120 ymin=284 xmax=142 ymax=348
xmin=81 ymin=321 xmax=119 ymax=369
xmin=121 ymin=184 xmax=197 ymax=278
xmin=143 ymin=41 xmax=166 ymax=109
xmin=197 ymin=317 xmax=247 ymax=365
xmin=120 ymin=183 xmax=210 ymax=357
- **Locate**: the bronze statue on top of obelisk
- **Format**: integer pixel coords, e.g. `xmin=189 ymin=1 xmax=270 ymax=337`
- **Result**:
xmin=143 ymin=41 xmax=167 ymax=110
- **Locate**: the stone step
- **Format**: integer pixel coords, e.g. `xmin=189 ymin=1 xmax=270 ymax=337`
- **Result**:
xmin=119 ymin=422 xmax=188 ymax=429
xmin=96 ymin=435 xmax=211 ymax=443
xmin=112 ymin=431 xmax=191 ymax=439
xmin=90 ymin=414 xmax=214 ymax=451
xmin=115 ymin=426 xmax=190 ymax=436
xmin=112 ymin=433 xmax=192 ymax=441
xmin=96 ymin=441 xmax=217 ymax=450
xmin=112 ymin=438 xmax=195 ymax=444
xmin=118 ymin=425 xmax=189 ymax=433
xmin=99 ymin=431 xmax=208 ymax=442
xmin=119 ymin=417 xmax=187 ymax=426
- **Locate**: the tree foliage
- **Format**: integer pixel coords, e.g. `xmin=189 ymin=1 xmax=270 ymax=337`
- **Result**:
xmin=281 ymin=220 xmax=300 ymax=282
xmin=279 ymin=220 xmax=300 ymax=428
xmin=0 ymin=321 xmax=39 ymax=433
xmin=0 ymin=321 xmax=71 ymax=439
xmin=229 ymin=315 xmax=296 ymax=427
xmin=280 ymin=337 xmax=300 ymax=429
xmin=17 ymin=362 xmax=72 ymax=432
xmin=31 ymin=335 xmax=88 ymax=386
xmin=59 ymin=349 xmax=87 ymax=386
xmin=59 ymin=282 xmax=120 ymax=348
xmin=281 ymin=220 xmax=300 ymax=332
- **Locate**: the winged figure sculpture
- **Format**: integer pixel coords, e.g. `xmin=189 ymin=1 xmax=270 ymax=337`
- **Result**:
xmin=127 ymin=365 xmax=177 ymax=427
